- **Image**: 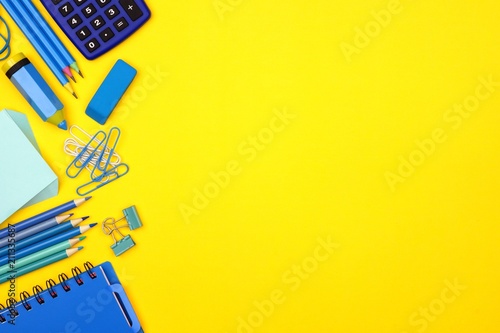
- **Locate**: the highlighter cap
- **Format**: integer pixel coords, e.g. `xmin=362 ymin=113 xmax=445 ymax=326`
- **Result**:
xmin=2 ymin=53 xmax=27 ymax=76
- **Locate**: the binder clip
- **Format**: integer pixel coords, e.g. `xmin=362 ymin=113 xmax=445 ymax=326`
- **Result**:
xmin=102 ymin=205 xmax=143 ymax=256
xmin=122 ymin=206 xmax=142 ymax=230
xmin=111 ymin=235 xmax=135 ymax=257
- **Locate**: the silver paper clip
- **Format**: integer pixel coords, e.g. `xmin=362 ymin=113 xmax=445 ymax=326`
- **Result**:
xmin=91 ymin=127 xmax=121 ymax=180
xmin=66 ymin=130 xmax=106 ymax=178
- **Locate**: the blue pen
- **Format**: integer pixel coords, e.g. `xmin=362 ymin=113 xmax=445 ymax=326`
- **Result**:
xmin=0 ymin=0 xmax=76 ymax=97
xmin=0 ymin=197 xmax=91 ymax=239
xmin=19 ymin=0 xmax=82 ymax=77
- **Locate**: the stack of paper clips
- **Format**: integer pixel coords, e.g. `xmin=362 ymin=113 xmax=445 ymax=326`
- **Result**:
xmin=0 ymin=14 xmax=11 ymax=60
xmin=64 ymin=125 xmax=129 ymax=196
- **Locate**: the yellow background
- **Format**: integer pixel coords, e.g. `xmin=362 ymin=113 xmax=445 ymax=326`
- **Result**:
xmin=1 ymin=0 xmax=500 ymax=332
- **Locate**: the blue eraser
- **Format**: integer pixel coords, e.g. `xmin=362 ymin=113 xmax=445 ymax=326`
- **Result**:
xmin=86 ymin=59 xmax=137 ymax=125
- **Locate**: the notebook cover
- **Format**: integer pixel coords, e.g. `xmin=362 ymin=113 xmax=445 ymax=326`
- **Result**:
xmin=0 ymin=261 xmax=143 ymax=332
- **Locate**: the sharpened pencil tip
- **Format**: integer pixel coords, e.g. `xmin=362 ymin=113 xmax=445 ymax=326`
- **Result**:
xmin=70 ymin=75 xmax=76 ymax=83
xmin=89 ymin=223 xmax=98 ymax=227
xmin=85 ymin=196 xmax=92 ymax=201
xmin=72 ymin=92 xmax=78 ymax=99
xmin=78 ymin=70 xmax=84 ymax=78
xmin=79 ymin=236 xmax=86 ymax=240
xmin=81 ymin=216 xmax=90 ymax=221
xmin=77 ymin=246 xmax=83 ymax=250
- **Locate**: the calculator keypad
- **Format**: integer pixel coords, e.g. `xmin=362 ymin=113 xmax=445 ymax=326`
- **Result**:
xmin=42 ymin=0 xmax=151 ymax=60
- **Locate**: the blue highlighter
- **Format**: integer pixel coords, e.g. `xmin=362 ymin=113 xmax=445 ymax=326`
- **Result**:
xmin=2 ymin=53 xmax=67 ymax=130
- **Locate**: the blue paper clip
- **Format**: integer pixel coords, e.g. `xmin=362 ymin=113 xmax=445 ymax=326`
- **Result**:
xmin=0 ymin=17 xmax=11 ymax=61
xmin=76 ymin=163 xmax=129 ymax=196
xmin=66 ymin=130 xmax=106 ymax=178
xmin=91 ymin=127 xmax=121 ymax=180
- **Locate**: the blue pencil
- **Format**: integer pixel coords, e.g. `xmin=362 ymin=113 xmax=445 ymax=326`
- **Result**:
xmin=0 ymin=235 xmax=86 ymax=267
xmin=0 ymin=247 xmax=83 ymax=283
xmin=0 ymin=216 xmax=88 ymax=248
xmin=0 ymin=220 xmax=88 ymax=256
xmin=18 ymin=0 xmax=82 ymax=77
xmin=8 ymin=0 xmax=75 ymax=82
xmin=0 ymin=197 xmax=91 ymax=239
xmin=0 ymin=0 xmax=76 ymax=97
xmin=0 ymin=238 xmax=84 ymax=275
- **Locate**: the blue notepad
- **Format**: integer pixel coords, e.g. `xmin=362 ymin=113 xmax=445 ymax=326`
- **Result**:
xmin=0 ymin=261 xmax=144 ymax=332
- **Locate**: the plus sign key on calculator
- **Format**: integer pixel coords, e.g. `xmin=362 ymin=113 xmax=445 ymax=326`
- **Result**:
xmin=41 ymin=0 xmax=151 ymax=60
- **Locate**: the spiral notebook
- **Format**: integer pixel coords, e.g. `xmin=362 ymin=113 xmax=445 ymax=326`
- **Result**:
xmin=0 ymin=261 xmax=144 ymax=332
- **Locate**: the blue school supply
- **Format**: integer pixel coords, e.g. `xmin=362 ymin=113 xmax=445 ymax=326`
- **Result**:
xmin=102 ymin=205 xmax=143 ymax=256
xmin=40 ymin=0 xmax=151 ymax=60
xmin=86 ymin=59 xmax=137 ymax=124
xmin=0 ymin=110 xmax=58 ymax=224
xmin=0 ymin=16 xmax=11 ymax=60
xmin=0 ymin=261 xmax=144 ymax=332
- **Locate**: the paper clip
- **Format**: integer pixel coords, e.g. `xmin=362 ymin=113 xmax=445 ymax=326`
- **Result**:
xmin=64 ymin=125 xmax=121 ymax=173
xmin=0 ymin=16 xmax=11 ymax=61
xmin=76 ymin=163 xmax=129 ymax=196
xmin=66 ymin=130 xmax=106 ymax=178
xmin=91 ymin=127 xmax=121 ymax=179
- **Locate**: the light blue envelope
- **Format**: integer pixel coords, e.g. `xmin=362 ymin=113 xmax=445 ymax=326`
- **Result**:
xmin=0 ymin=109 xmax=58 ymax=224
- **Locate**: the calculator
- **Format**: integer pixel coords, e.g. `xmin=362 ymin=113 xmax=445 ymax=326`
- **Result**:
xmin=40 ymin=0 xmax=151 ymax=60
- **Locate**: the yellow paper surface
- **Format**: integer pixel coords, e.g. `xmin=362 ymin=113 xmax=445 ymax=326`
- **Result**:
xmin=1 ymin=1 xmax=499 ymax=332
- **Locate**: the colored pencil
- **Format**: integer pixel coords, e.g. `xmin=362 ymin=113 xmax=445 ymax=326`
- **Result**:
xmin=0 ymin=197 xmax=91 ymax=239
xmin=0 ymin=0 xmax=77 ymax=97
xmin=0 ymin=238 xmax=84 ymax=275
xmin=0 ymin=216 xmax=88 ymax=248
xmin=0 ymin=247 xmax=82 ymax=283
xmin=0 ymin=236 xmax=85 ymax=266
xmin=0 ymin=220 xmax=85 ymax=254
xmin=17 ymin=0 xmax=75 ymax=81
xmin=0 ymin=223 xmax=96 ymax=257
xmin=18 ymin=0 xmax=83 ymax=78
xmin=0 ymin=214 xmax=71 ymax=240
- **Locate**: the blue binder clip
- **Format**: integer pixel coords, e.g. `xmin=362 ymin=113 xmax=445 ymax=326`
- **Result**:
xmin=102 ymin=206 xmax=143 ymax=256
xmin=110 ymin=235 xmax=135 ymax=256
xmin=123 ymin=205 xmax=142 ymax=230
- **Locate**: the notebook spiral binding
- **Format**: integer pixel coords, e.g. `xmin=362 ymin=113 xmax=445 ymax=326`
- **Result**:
xmin=0 ymin=261 xmax=97 ymax=322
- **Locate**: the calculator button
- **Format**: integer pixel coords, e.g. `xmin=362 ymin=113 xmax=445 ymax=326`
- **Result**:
xmin=96 ymin=0 xmax=112 ymax=8
xmin=105 ymin=5 xmax=120 ymax=20
xmin=90 ymin=15 xmax=105 ymax=30
xmin=58 ymin=2 xmax=74 ymax=17
xmin=52 ymin=0 xmax=63 ymax=4
xmin=67 ymin=14 xmax=83 ymax=28
xmin=113 ymin=17 xmax=129 ymax=31
xmin=82 ymin=3 xmax=97 ymax=18
xmin=119 ymin=0 xmax=143 ymax=21
xmin=76 ymin=26 xmax=91 ymax=40
xmin=73 ymin=0 xmax=87 ymax=6
xmin=85 ymin=38 xmax=101 ymax=53
xmin=99 ymin=28 xmax=115 ymax=42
